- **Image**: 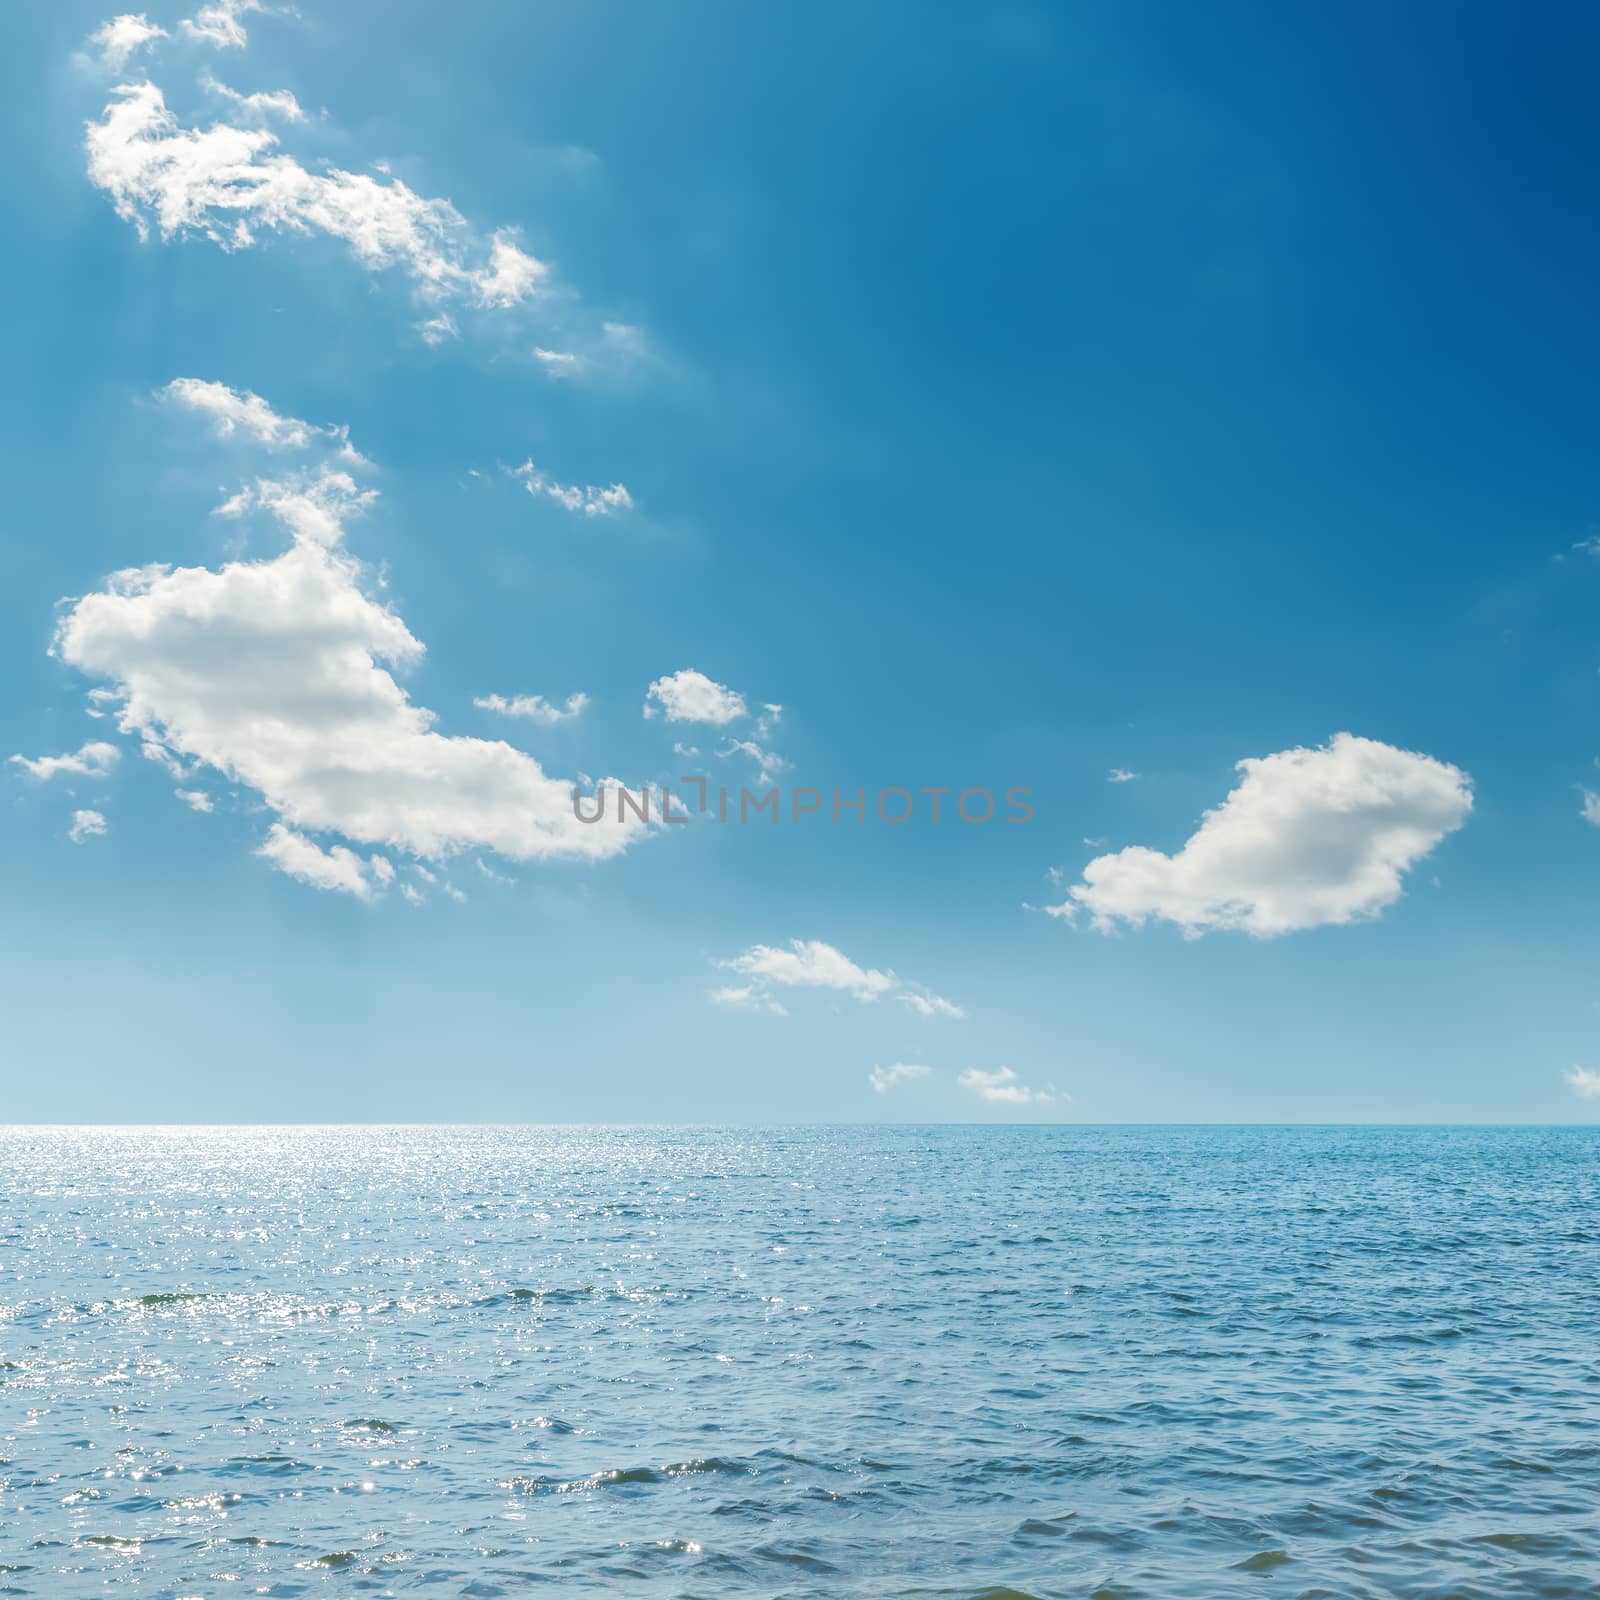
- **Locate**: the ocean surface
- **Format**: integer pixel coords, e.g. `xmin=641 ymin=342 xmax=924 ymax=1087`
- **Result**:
xmin=2 ymin=1125 xmax=1598 ymax=1599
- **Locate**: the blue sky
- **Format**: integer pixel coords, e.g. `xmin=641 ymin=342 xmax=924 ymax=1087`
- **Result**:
xmin=5 ymin=0 xmax=1600 ymax=1123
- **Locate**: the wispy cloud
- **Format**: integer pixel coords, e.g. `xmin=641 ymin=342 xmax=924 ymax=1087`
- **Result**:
xmin=715 ymin=938 xmax=963 ymax=1019
xmin=959 ymin=1066 xmax=1058 ymax=1106
xmin=507 ymin=459 xmax=632 ymax=517
xmin=87 ymin=13 xmax=167 ymax=72
xmin=473 ymin=692 xmax=589 ymax=726
xmin=9 ymin=741 xmax=120 ymax=781
xmin=869 ymin=1062 xmax=932 ymax=1094
xmin=710 ymin=984 xmax=788 ymax=1017
xmin=87 ymin=83 xmax=548 ymax=309
xmin=179 ymin=0 xmax=265 ymax=50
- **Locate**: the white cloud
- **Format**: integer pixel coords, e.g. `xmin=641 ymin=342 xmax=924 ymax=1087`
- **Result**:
xmin=710 ymin=984 xmax=788 ymax=1017
xmin=258 ymin=822 xmax=391 ymax=898
xmin=51 ymin=440 xmax=647 ymax=885
xmin=722 ymin=939 xmax=895 ymax=1002
xmin=645 ymin=669 xmax=746 ymax=725
xmin=1582 ymin=790 xmax=1600 ymax=826
xmin=716 ymin=738 xmax=787 ymax=783
xmin=179 ymin=0 xmax=263 ymax=50
xmin=869 ymin=1062 xmax=932 ymax=1094
xmin=508 ymin=459 xmax=632 ymax=517
xmin=473 ymin=692 xmax=588 ymax=726
xmin=211 ymin=463 xmax=375 ymax=544
xmin=200 ymin=74 xmax=306 ymax=124
xmin=88 ymin=14 xmax=167 ymax=72
xmin=163 ymin=377 xmax=319 ymax=450
xmin=86 ymin=83 xmax=548 ymax=308
xmin=69 ymin=809 xmax=109 ymax=844
xmin=1109 ymin=768 xmax=1139 ymax=783
xmin=1566 ymin=1067 xmax=1600 ymax=1100
xmin=534 ymin=348 xmax=579 ymax=376
xmin=1057 ymin=733 xmax=1472 ymax=937
xmin=959 ymin=1066 xmax=1057 ymax=1106
xmin=175 ymin=788 xmax=214 ymax=811
xmin=9 ymin=741 xmax=120 ymax=781
xmin=416 ymin=314 xmax=458 ymax=346
xmin=898 ymin=988 xmax=966 ymax=1020
xmin=715 ymin=938 xmax=963 ymax=1019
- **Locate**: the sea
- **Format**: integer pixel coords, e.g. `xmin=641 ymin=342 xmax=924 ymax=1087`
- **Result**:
xmin=1 ymin=1124 xmax=1597 ymax=1598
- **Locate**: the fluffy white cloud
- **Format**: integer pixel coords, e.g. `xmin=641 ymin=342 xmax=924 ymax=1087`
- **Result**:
xmin=258 ymin=823 xmax=390 ymax=898
xmin=175 ymin=788 xmax=214 ymax=811
xmin=180 ymin=0 xmax=262 ymax=50
xmin=508 ymin=459 xmax=632 ymax=517
xmin=88 ymin=14 xmax=167 ymax=72
xmin=1582 ymin=790 xmax=1600 ymax=826
xmin=473 ymin=692 xmax=588 ymax=725
xmin=959 ymin=1066 xmax=1056 ymax=1106
xmin=1566 ymin=1067 xmax=1600 ymax=1100
xmin=869 ymin=1062 xmax=932 ymax=1094
xmin=716 ymin=938 xmax=964 ymax=1019
xmin=86 ymin=83 xmax=548 ymax=308
xmin=645 ymin=669 xmax=747 ymax=725
xmin=51 ymin=455 xmax=646 ymax=884
xmin=1057 ymin=733 xmax=1472 ymax=938
xmin=9 ymin=741 xmax=120 ymax=781
xmin=69 ymin=809 xmax=109 ymax=844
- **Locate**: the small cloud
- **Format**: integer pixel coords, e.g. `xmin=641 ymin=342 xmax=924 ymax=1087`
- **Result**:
xmin=898 ymin=988 xmax=966 ymax=1020
xmin=710 ymin=984 xmax=787 ymax=1017
xmin=1566 ymin=1067 xmax=1600 ymax=1100
xmin=69 ymin=809 xmax=109 ymax=844
xmin=1108 ymin=768 xmax=1139 ymax=783
xmin=508 ymin=459 xmax=632 ymax=517
xmin=257 ymin=823 xmax=388 ymax=899
xmin=869 ymin=1062 xmax=932 ymax=1095
xmin=645 ymin=668 xmax=747 ymax=725
xmin=10 ymin=741 xmax=120 ymax=781
xmin=87 ymin=13 xmax=167 ymax=72
xmin=175 ymin=788 xmax=214 ymax=812
xmin=200 ymin=73 xmax=304 ymax=123
xmin=473 ymin=691 xmax=588 ymax=726
xmin=1581 ymin=789 xmax=1600 ymax=827
xmin=180 ymin=0 xmax=264 ymax=51
xmin=958 ymin=1066 xmax=1059 ymax=1107
xmin=534 ymin=348 xmax=580 ymax=377
xmin=716 ymin=737 xmax=787 ymax=784
xmin=417 ymin=314 xmax=459 ymax=347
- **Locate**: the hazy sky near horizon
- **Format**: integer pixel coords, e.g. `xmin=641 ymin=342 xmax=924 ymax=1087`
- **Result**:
xmin=5 ymin=0 xmax=1600 ymax=1123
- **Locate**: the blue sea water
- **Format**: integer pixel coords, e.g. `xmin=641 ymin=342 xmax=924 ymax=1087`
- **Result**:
xmin=1 ymin=1125 xmax=1598 ymax=1599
